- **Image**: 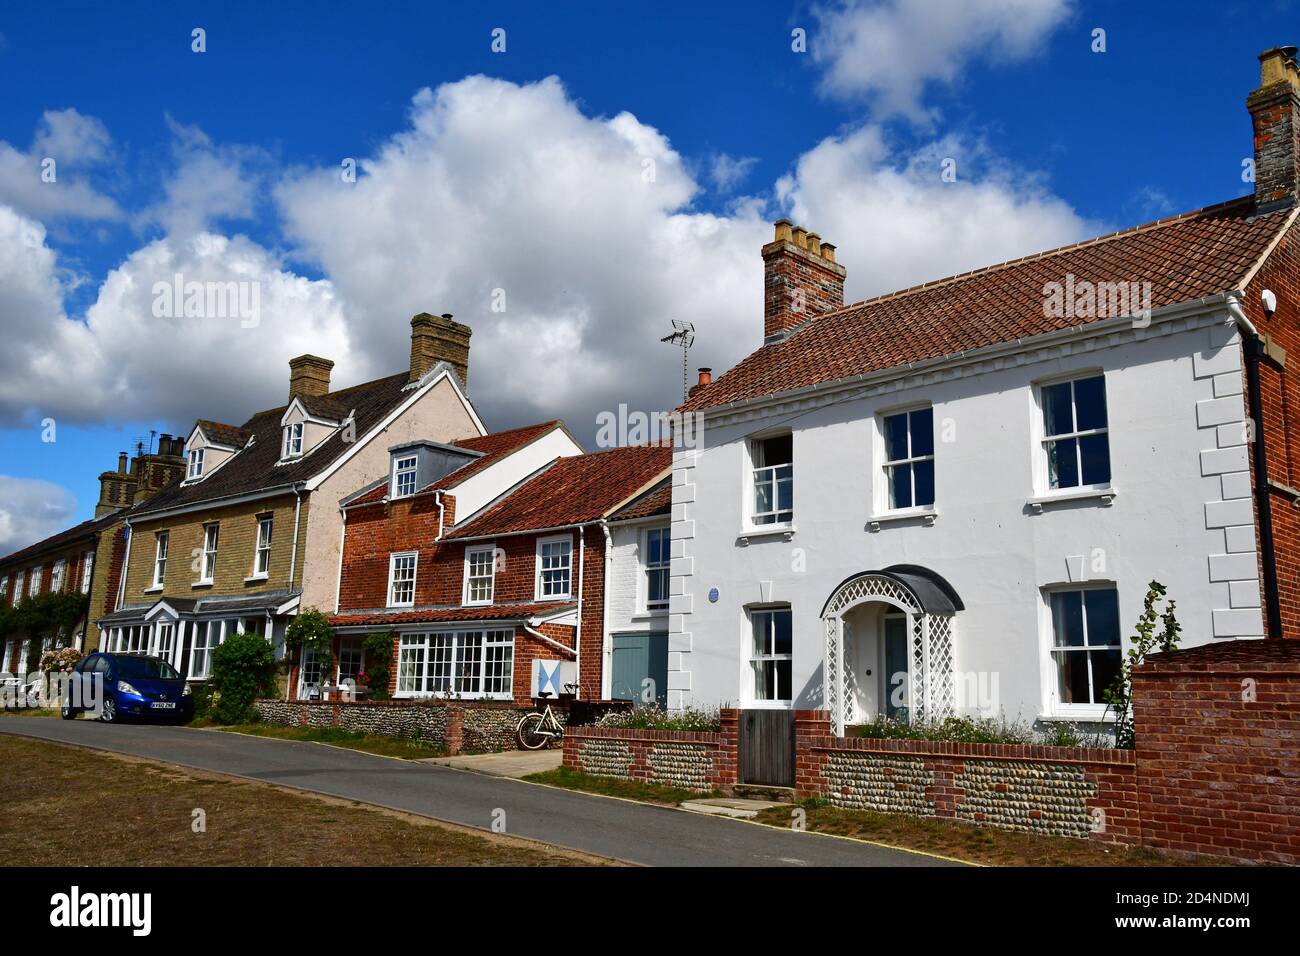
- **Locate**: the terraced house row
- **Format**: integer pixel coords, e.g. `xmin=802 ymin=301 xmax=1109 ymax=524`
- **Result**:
xmin=2 ymin=312 xmax=677 ymax=708
xmin=5 ymin=47 xmax=1300 ymax=732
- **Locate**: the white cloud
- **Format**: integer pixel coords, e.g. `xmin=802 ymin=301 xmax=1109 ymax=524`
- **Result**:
xmin=0 ymin=476 xmax=78 ymax=557
xmin=778 ymin=123 xmax=1093 ymax=300
xmin=709 ymin=153 xmax=759 ymax=193
xmin=812 ymin=0 xmax=1073 ymax=118
xmin=135 ymin=117 xmax=268 ymax=237
xmin=0 ymin=109 xmax=121 ymax=222
xmin=0 ymin=74 xmax=1092 ymax=447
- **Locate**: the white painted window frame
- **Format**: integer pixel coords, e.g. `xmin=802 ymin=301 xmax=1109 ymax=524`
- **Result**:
xmin=187 ymin=447 xmax=204 ymax=479
xmin=12 ymin=571 xmax=23 ymax=606
xmin=200 ymin=524 xmax=219 ymax=584
xmin=395 ymin=628 xmax=514 ymax=700
xmin=748 ymin=604 xmax=794 ymax=706
xmin=283 ymin=422 xmax=304 ymax=460
xmin=1039 ymin=583 xmax=1122 ymax=721
xmin=153 ymin=531 xmax=169 ymax=588
xmin=391 ymin=454 xmax=419 ymax=498
xmin=876 ymin=403 xmax=937 ymax=515
xmin=1033 ymin=371 xmax=1111 ymax=496
xmin=535 ymin=534 xmax=573 ymax=600
xmin=51 ymin=558 xmax=67 ymax=593
xmin=387 ymin=551 xmax=418 ymax=608
xmin=641 ymin=525 xmax=670 ymax=612
xmin=745 ymin=431 xmax=794 ymax=530
xmin=463 ymin=544 xmax=496 ymax=606
xmin=252 ymin=515 xmax=273 ymax=578
xmin=80 ymin=552 xmax=94 ymax=594
xmin=28 ymin=566 xmax=41 ymax=597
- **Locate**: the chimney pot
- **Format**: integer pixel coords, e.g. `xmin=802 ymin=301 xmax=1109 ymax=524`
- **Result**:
xmin=761 ymin=219 xmax=847 ymax=340
xmin=118 ymin=452 xmax=128 ymax=474
xmin=774 ymin=218 xmax=793 ymax=242
xmin=288 ymin=354 xmax=335 ymax=401
xmin=688 ymin=367 xmax=713 ymax=398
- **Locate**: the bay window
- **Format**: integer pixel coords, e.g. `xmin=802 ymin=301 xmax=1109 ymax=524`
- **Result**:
xmin=396 ymin=629 xmax=514 ymax=698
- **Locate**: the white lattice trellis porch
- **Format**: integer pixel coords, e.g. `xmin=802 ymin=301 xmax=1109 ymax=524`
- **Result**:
xmin=822 ymin=572 xmax=956 ymax=735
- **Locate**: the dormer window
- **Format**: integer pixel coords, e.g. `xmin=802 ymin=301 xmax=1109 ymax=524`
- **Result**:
xmin=283 ymin=422 xmax=304 ymax=459
xmin=392 ymin=455 xmax=418 ymax=498
xmin=187 ymin=448 xmax=204 ymax=479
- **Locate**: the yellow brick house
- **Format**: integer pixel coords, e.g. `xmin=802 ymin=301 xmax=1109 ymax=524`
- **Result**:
xmin=96 ymin=313 xmax=485 ymax=682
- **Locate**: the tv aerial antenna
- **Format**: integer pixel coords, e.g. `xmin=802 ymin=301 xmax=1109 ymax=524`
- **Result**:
xmin=659 ymin=319 xmax=695 ymax=400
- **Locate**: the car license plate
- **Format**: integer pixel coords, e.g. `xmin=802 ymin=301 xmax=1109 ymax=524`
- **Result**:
xmin=150 ymin=702 xmax=176 ymax=709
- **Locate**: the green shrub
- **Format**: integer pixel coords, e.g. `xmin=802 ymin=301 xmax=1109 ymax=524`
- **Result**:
xmin=1103 ymin=580 xmax=1181 ymax=749
xmin=594 ymin=705 xmax=721 ymax=732
xmin=209 ymin=631 xmax=278 ymax=724
xmin=361 ymin=632 xmax=393 ymax=701
xmin=189 ymin=682 xmax=217 ymax=721
xmin=850 ymin=714 xmax=1113 ymax=748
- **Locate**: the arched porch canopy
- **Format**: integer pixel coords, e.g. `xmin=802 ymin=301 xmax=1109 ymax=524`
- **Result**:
xmin=821 ymin=566 xmax=962 ymax=735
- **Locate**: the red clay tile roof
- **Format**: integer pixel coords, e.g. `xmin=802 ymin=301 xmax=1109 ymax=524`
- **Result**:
xmin=1137 ymin=639 xmax=1300 ymax=671
xmin=328 ymin=601 xmax=575 ymax=629
xmin=446 ymin=445 xmax=673 ymax=539
xmin=608 ymin=477 xmax=672 ymax=521
xmin=683 ymin=197 xmax=1296 ymax=413
xmin=344 ymin=419 xmax=567 ymax=508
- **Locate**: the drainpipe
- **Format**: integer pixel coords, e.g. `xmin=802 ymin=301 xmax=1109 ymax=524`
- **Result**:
xmin=524 ymin=623 xmax=576 ymax=656
xmin=334 ymin=506 xmax=346 ymax=614
xmin=435 ymin=491 xmax=445 ymax=541
xmin=575 ymin=524 xmax=585 ymax=699
xmin=116 ymin=518 xmax=133 ymax=610
xmin=598 ymin=520 xmax=613 ymax=700
xmin=1229 ymin=297 xmax=1283 ymax=638
xmin=288 ymin=487 xmax=303 ymax=588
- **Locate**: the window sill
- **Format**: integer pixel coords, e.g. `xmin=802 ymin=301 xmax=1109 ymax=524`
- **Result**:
xmin=462 ymin=600 xmax=493 ymax=608
xmin=742 ymin=699 xmax=794 ymax=710
xmin=1027 ymin=487 xmax=1116 ymax=513
xmin=867 ymin=508 xmax=937 ymax=532
xmin=1039 ymin=709 xmax=1115 ymax=724
xmin=631 ymin=609 xmax=669 ymax=621
xmin=192 ymin=582 xmax=213 ymax=590
xmin=244 ymin=574 xmax=268 ymax=583
xmin=737 ymin=524 xmax=796 ymax=546
xmin=534 ymin=594 xmax=573 ymax=603
xmin=144 ymin=586 xmax=163 ymax=594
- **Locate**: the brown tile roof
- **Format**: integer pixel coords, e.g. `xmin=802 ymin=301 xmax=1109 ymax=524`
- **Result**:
xmin=344 ymin=419 xmax=566 ymax=508
xmin=1137 ymin=639 xmax=1300 ymax=671
xmin=328 ymin=601 xmax=575 ymax=629
xmin=296 ymin=394 xmax=351 ymax=421
xmin=608 ymin=477 xmax=672 ymax=521
xmin=139 ymin=371 xmax=427 ymax=515
xmin=0 ymin=511 xmax=123 ymax=568
xmin=446 ymin=445 xmax=673 ymax=539
xmin=683 ymin=197 xmax=1296 ymax=413
xmin=194 ymin=419 xmax=251 ymax=448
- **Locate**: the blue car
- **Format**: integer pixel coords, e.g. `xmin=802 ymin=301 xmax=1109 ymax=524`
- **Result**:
xmin=61 ymin=652 xmax=194 ymax=723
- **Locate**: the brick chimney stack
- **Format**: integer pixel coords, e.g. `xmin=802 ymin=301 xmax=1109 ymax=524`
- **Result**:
xmin=1249 ymin=45 xmax=1300 ymax=213
xmin=762 ymin=218 xmax=846 ymax=341
xmin=288 ymin=354 xmax=334 ymax=400
xmin=409 ymin=312 xmax=472 ymax=388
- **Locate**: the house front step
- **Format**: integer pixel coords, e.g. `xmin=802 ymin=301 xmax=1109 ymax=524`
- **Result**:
xmin=680 ymin=797 xmax=784 ymax=819
xmin=734 ymin=784 xmax=796 ymax=803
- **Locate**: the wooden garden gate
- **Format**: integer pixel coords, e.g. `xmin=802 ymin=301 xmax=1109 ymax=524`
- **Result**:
xmin=740 ymin=709 xmax=795 ymax=787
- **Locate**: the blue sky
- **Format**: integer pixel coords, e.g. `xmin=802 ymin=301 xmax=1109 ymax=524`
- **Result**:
xmin=0 ymin=0 xmax=1294 ymax=553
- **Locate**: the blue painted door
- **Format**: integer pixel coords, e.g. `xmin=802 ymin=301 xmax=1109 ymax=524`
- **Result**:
xmin=611 ymin=632 xmax=668 ymax=706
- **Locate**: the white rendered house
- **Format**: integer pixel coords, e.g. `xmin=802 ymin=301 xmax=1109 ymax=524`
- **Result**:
xmin=668 ymin=50 xmax=1300 ymax=734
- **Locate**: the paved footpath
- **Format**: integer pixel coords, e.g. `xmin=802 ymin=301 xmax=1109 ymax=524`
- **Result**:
xmin=0 ymin=716 xmax=962 ymax=867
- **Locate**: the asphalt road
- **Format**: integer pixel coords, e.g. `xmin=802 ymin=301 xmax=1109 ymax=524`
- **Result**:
xmin=0 ymin=716 xmax=961 ymax=867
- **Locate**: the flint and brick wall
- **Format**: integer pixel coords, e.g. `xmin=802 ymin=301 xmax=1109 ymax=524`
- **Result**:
xmin=793 ymin=712 xmax=1138 ymax=845
xmin=561 ymin=708 xmax=739 ymax=792
xmin=254 ymin=697 xmax=555 ymax=755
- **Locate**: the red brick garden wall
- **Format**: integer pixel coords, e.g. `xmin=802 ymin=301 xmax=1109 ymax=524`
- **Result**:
xmin=1131 ymin=640 xmax=1300 ymax=865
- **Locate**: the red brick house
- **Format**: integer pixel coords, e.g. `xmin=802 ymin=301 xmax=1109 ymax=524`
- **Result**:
xmin=300 ymin=421 xmax=671 ymax=705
